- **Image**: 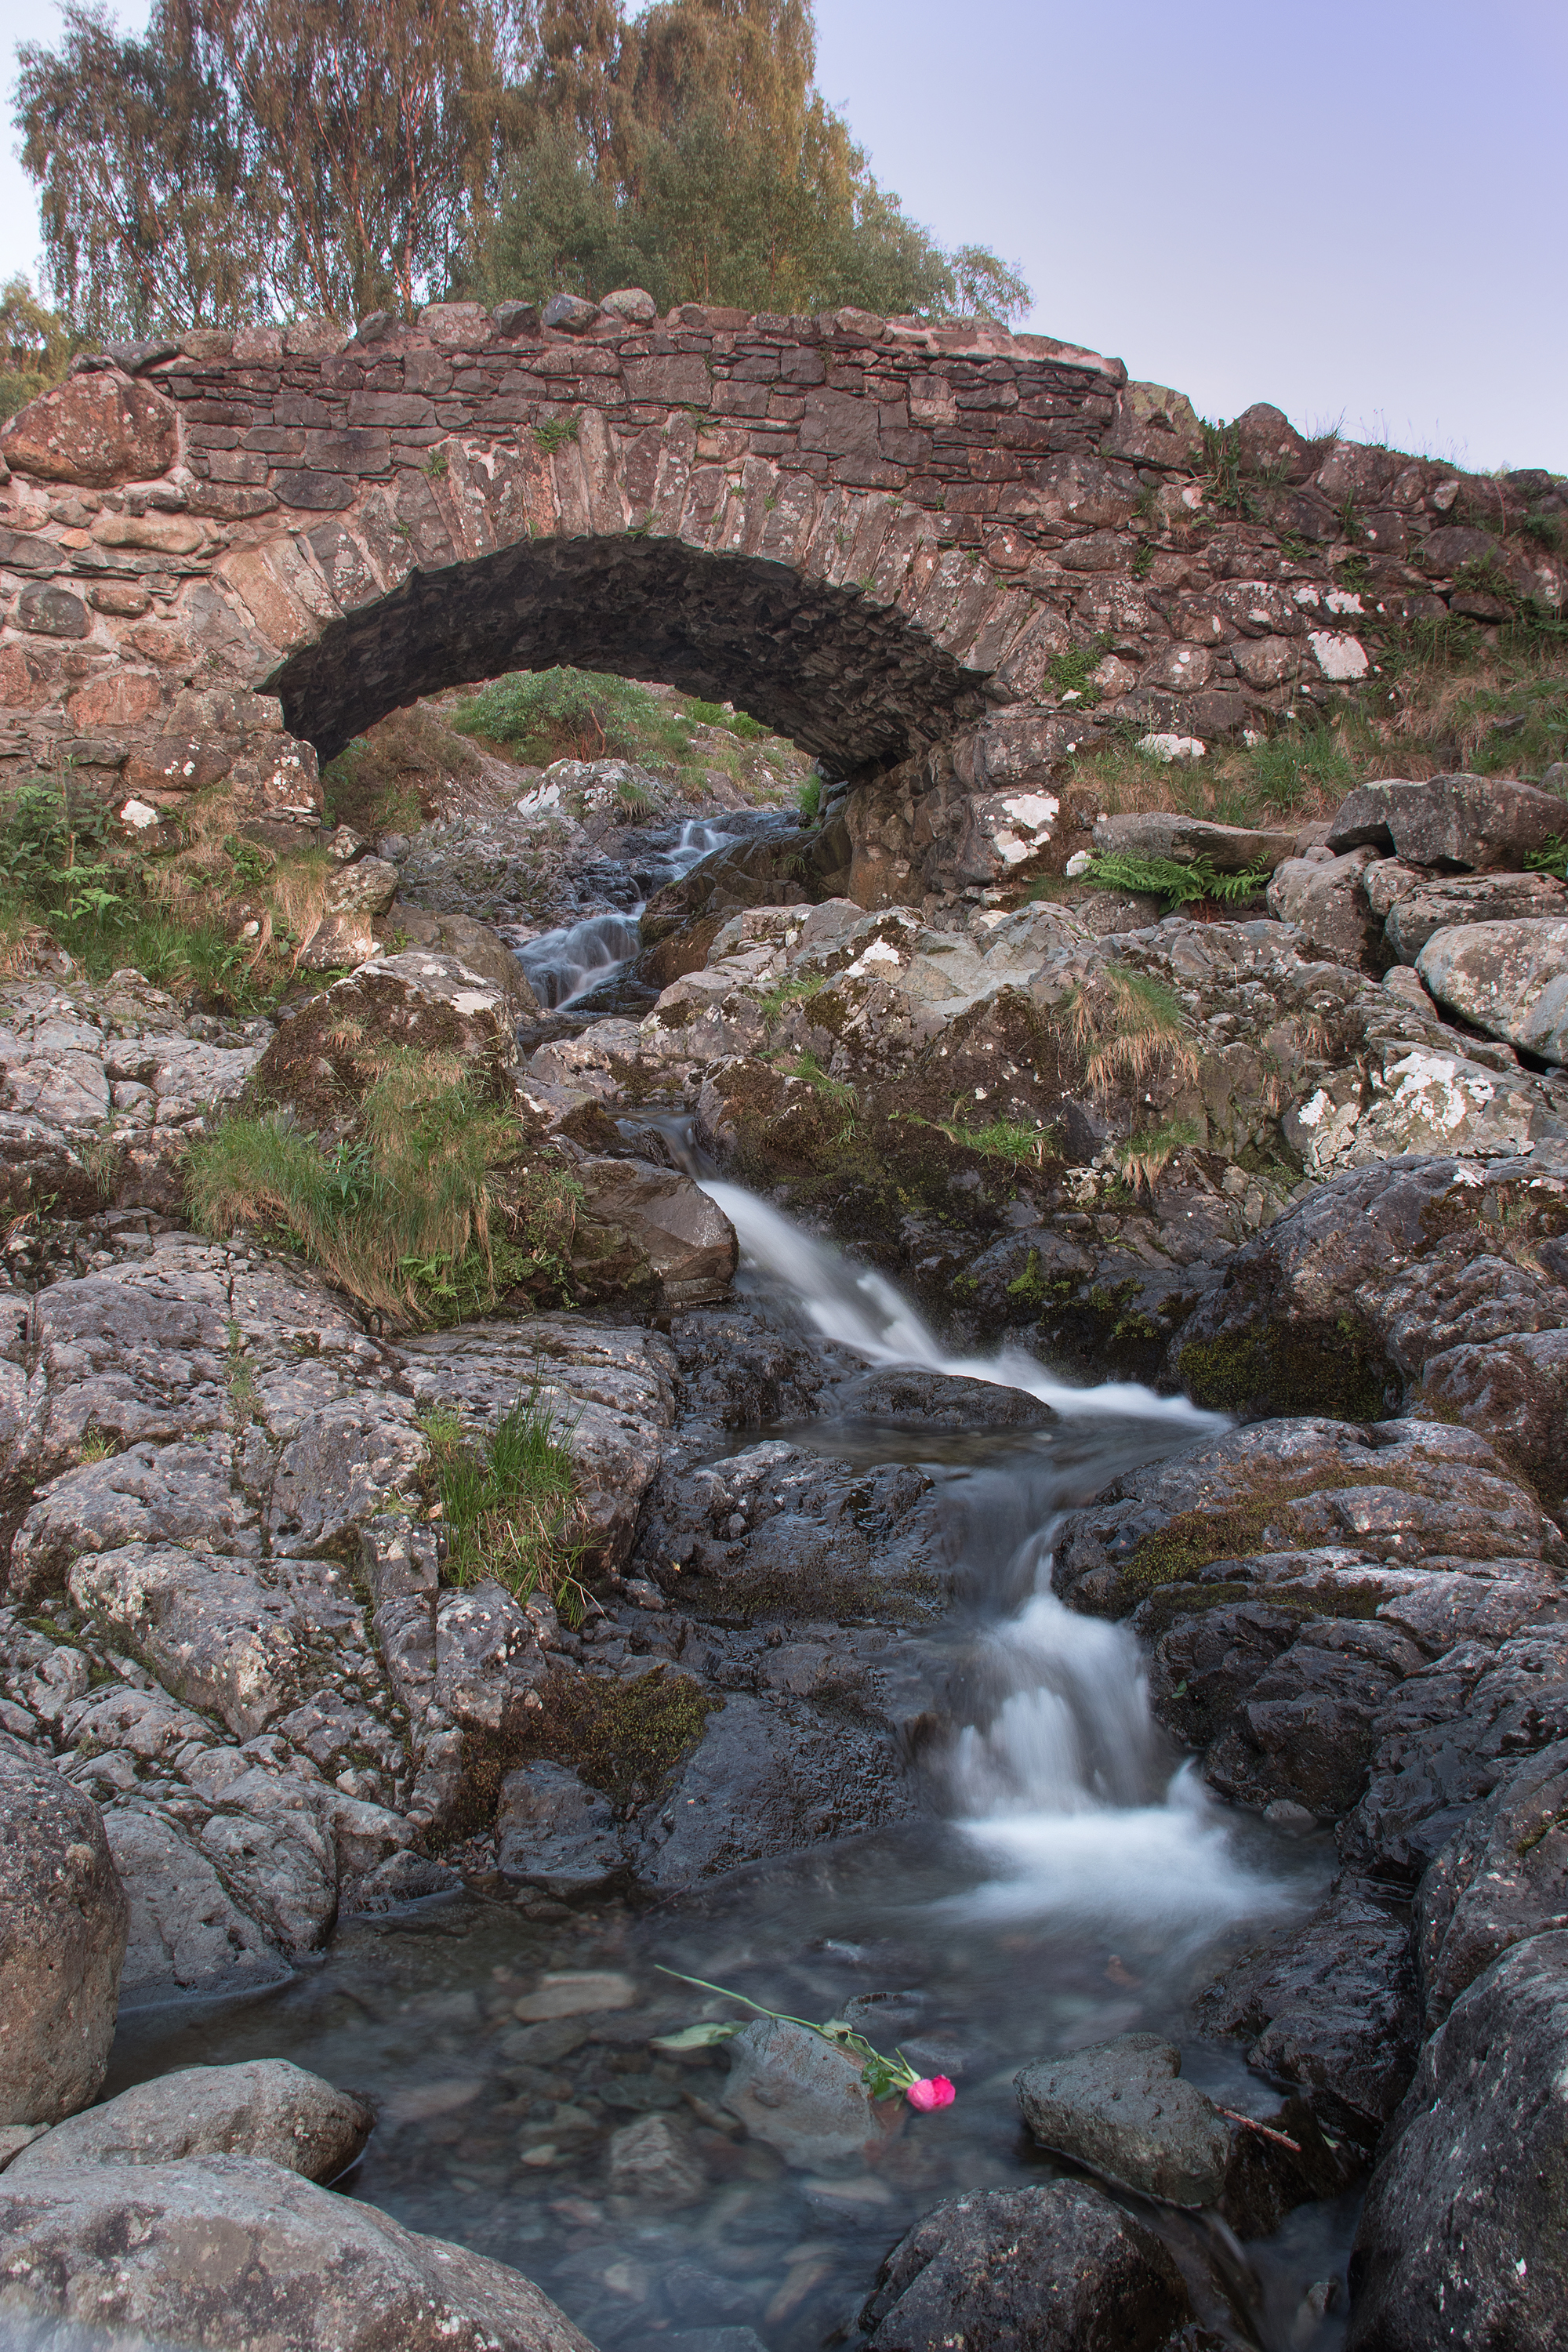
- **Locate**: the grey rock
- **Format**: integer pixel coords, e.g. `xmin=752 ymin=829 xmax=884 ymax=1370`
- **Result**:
xmin=0 ymin=2152 xmax=594 ymax=2350
xmin=605 ymin=2113 xmax=706 ymax=2205
xmin=434 ymin=1580 xmax=546 ymax=1736
xmin=541 ymin=292 xmax=598 ymax=332
xmin=1164 ymin=1149 xmax=1568 ymax=1505
xmin=13 ymin=1439 xmax=260 ymax=1602
xmin=1417 ymin=915 xmax=1568 ymax=1064
xmin=1014 ymin=2034 xmax=1230 ymax=2206
xmin=857 ymin=2180 xmax=1193 ymax=2350
xmin=1327 ymin=771 xmax=1568 ymax=869
xmin=572 ymin=1155 xmax=738 ymax=1308
xmin=0 ymin=1746 xmax=127 ymax=2125
xmin=1265 ymin=847 xmax=1381 ymax=965
xmin=720 ymin=2016 xmax=900 ymax=2170
xmin=1347 ymin=1931 xmax=1568 ymax=2352
xmin=829 ymin=1365 xmax=1055 ymax=1428
xmin=1194 ymin=1878 xmax=1418 ymax=2132
xmin=1384 ymin=867 xmax=1567 ymax=963
xmin=104 ymin=1808 xmax=288 ymax=2000
xmin=1416 ymin=1740 xmax=1568 ymax=2028
xmin=7 ymin=2058 xmax=371 ymax=2182
xmin=1091 ymin=810 xmax=1298 ymax=871
xmin=598 ymin=287 xmax=657 ymax=325
xmin=495 ymin=1762 xmax=626 ymax=1895
xmin=390 ymin=905 xmax=540 ymax=1018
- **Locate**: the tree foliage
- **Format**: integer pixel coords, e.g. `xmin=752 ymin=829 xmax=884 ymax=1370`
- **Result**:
xmin=12 ymin=0 xmax=1030 ymax=336
xmin=0 ymin=278 xmax=74 ymax=419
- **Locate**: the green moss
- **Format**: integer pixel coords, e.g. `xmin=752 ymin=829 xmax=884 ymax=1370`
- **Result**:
xmin=1178 ymin=1319 xmax=1394 ymax=1421
xmin=537 ymin=1666 xmax=716 ymax=1806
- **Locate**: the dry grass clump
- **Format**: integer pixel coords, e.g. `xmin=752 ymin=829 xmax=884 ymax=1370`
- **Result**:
xmin=1065 ymin=968 xmax=1200 ymax=1095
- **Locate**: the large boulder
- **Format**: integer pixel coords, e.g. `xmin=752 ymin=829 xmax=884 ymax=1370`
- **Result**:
xmin=641 ymin=832 xmax=814 ymax=944
xmin=856 ymin=2181 xmax=1195 ymax=2350
xmin=1265 ymin=848 xmax=1381 ymax=965
xmin=392 ymin=906 xmax=541 ymax=1019
xmin=1381 ymin=868 xmax=1567 ymax=964
xmin=8 ymin=2059 xmax=371 ymax=2183
xmin=0 ymin=1745 xmax=127 ymax=2126
xmin=249 ymin=949 xmax=519 ymax=1129
xmin=1347 ymin=1931 xmax=1568 ymax=2352
xmin=1094 ymin=810 xmax=1299 ymax=870
xmin=571 ymin=1156 xmax=738 ymax=1308
xmin=0 ymin=2152 xmax=594 ymax=2350
xmin=1416 ymin=916 xmax=1568 ymax=1065
xmin=1327 ymin=772 xmax=1568 ymax=870
xmin=1014 ymin=2034 xmax=1229 ymax=2206
xmin=1164 ymin=1150 xmax=1568 ymax=1504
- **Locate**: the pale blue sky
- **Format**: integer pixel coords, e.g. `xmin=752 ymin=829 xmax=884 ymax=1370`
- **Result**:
xmin=4 ymin=0 xmax=1564 ymax=471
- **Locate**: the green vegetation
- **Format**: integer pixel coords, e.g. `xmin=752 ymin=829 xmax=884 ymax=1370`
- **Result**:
xmin=915 ymin=1112 xmax=1057 ymax=1168
xmin=683 ymin=699 xmax=768 ymax=741
xmin=798 ymin=774 xmax=823 ymax=822
xmin=451 ymin=665 xmax=779 ymax=780
xmin=1526 ymin=835 xmax=1568 ymax=880
xmin=1120 ymin=1116 xmax=1200 ymax=1193
xmin=186 ymin=1050 xmax=583 ymax=1327
xmin=1082 ymin=850 xmax=1274 ymax=909
xmin=1064 ymin=968 xmax=1200 ymax=1095
xmin=1048 ymin=633 xmax=1113 ymax=704
xmin=532 ymin=413 xmax=580 ymax=456
xmin=419 ymin=1392 xmax=583 ymax=1613
xmin=760 ymin=971 xmax=829 ymax=1027
xmin=0 ymin=274 xmax=71 ymax=419
xmin=775 ymin=1048 xmax=856 ymax=1132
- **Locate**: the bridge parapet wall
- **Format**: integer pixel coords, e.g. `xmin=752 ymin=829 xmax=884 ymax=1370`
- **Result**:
xmin=0 ymin=296 xmax=1561 ymax=901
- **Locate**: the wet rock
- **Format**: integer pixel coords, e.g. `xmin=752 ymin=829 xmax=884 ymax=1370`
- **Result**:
xmin=0 ymin=2152 xmax=594 ymax=2350
xmin=720 ymin=2016 xmax=901 ymax=2169
xmin=1416 ymin=915 xmax=1568 ymax=1065
xmin=1200 ymin=1617 xmax=1424 ymax=1819
xmin=1415 ymin=1740 xmax=1568 ymax=2029
xmin=633 ymin=1692 xmax=916 ymax=1889
xmin=572 ymin=1156 xmax=738 ymax=1308
xmin=856 ymin=2180 xmax=1194 ymax=2350
xmin=495 ymin=1762 xmax=627 ymax=1896
xmin=1214 ymin=2090 xmax=1363 ymax=2241
xmin=1014 ymin=2034 xmax=1230 ymax=2206
xmin=8 ymin=2058 xmax=372 ymax=2182
xmin=1327 ymin=771 xmax=1568 ymax=870
xmin=1265 ymin=848 xmax=1381 ymax=966
xmin=641 ymin=831 xmax=813 ymax=944
xmin=0 ymin=1745 xmax=127 ymax=2127
xmin=662 ymin=1298 xmax=838 ymax=1437
xmin=829 ymin=1366 xmax=1054 ymax=1428
xmin=1382 ymin=868 xmax=1567 ymax=963
xmin=1194 ymin=1878 xmax=1418 ymax=2134
xmin=103 ymin=1808 xmax=289 ymax=2000
xmin=1164 ymin=1151 xmax=1568 ymax=1502
xmin=606 ymin=2113 xmax=707 ymax=2205
xmin=1347 ymin=1931 xmax=1568 ymax=2352
xmin=1342 ymin=1623 xmax=1568 ymax=1886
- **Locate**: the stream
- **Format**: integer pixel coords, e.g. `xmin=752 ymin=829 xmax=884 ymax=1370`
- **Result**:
xmin=103 ymin=801 xmax=1358 ymax=2352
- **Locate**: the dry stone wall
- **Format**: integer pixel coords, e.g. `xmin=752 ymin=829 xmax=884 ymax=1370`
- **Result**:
xmin=0 ymin=294 xmax=1563 ymax=903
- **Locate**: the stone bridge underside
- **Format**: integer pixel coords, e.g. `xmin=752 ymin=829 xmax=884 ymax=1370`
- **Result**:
xmin=2 ymin=293 xmax=1561 ymax=902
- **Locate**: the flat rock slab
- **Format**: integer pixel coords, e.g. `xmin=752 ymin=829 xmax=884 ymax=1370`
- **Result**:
xmin=1328 ymin=772 xmax=1568 ymax=870
xmin=8 ymin=2058 xmax=371 ymax=2182
xmin=0 ymin=2153 xmax=595 ymax=2351
xmin=1014 ymin=2033 xmax=1229 ymax=2206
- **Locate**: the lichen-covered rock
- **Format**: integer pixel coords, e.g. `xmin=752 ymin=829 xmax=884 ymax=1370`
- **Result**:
xmin=1328 ymin=772 xmax=1568 ymax=870
xmin=1266 ymin=848 xmax=1381 ymax=965
xmin=0 ymin=2153 xmax=595 ymax=2350
xmin=0 ymin=1745 xmax=127 ymax=2125
xmin=1346 ymin=1931 xmax=1568 ymax=2352
xmin=103 ymin=1808 xmax=288 ymax=2000
xmin=0 ymin=369 xmax=178 ymax=485
xmin=857 ymin=2181 xmax=1194 ymax=2350
xmin=1014 ymin=2034 xmax=1229 ymax=2205
xmin=7 ymin=2058 xmax=371 ymax=2182
xmin=1381 ymin=868 xmax=1567 ymax=964
xmin=1093 ymin=811 xmax=1298 ymax=869
xmin=1416 ymin=915 xmax=1568 ymax=1065
xmin=1165 ymin=1150 xmax=1568 ymax=1501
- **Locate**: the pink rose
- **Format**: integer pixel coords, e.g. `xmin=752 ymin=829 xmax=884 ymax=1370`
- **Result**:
xmin=905 ymin=2075 xmax=956 ymax=2111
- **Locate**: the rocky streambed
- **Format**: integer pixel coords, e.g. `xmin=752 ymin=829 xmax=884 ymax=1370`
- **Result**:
xmin=2 ymin=760 xmax=1568 ymax=2352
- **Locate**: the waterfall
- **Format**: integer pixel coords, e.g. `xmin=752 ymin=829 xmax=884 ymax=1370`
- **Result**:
xmin=514 ymin=820 xmax=740 ymax=1007
xmin=701 ymin=1174 xmax=1290 ymax=1936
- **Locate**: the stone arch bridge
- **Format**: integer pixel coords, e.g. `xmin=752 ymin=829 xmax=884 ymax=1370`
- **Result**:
xmin=2 ymin=295 xmax=1561 ymax=903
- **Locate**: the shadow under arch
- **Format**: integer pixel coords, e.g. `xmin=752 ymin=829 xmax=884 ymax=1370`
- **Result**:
xmin=266 ymin=532 xmax=992 ymax=772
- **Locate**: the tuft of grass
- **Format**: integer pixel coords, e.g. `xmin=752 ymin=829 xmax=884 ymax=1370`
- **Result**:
xmin=1065 ymin=967 xmax=1200 ymax=1094
xmin=1240 ymin=725 xmax=1356 ymax=813
xmin=682 ymin=699 xmax=768 ymax=741
xmin=533 ymin=412 xmax=580 ymax=455
xmin=186 ymin=1049 xmax=581 ymax=1328
xmin=1121 ymin=1115 xmax=1200 ymax=1194
xmin=920 ymin=1112 xmax=1058 ymax=1168
xmin=798 ymin=773 xmax=823 ymax=822
xmin=760 ymin=972 xmax=829 ymax=1029
xmin=1048 ymin=633 xmax=1114 ymax=704
xmin=615 ymin=777 xmax=657 ymax=818
xmin=420 ymin=1390 xmax=584 ymax=1615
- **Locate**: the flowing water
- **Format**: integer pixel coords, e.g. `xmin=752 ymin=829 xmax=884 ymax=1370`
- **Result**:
xmin=517 ymin=820 xmax=739 ymax=1008
xmin=105 ymin=816 xmax=1359 ymax=2350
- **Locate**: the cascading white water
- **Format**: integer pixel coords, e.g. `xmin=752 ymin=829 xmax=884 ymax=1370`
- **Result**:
xmin=702 ymin=1174 xmax=1291 ymax=1936
xmin=701 ymin=1178 xmax=1218 ymax=1426
xmin=516 ymin=822 xmax=740 ymax=1007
